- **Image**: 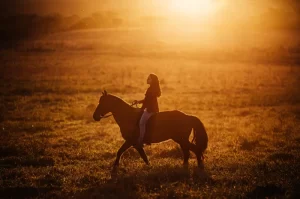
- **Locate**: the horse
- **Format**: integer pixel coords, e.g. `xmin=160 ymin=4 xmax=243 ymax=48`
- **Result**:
xmin=93 ymin=90 xmax=208 ymax=169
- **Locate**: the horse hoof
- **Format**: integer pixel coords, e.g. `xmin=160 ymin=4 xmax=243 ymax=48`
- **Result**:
xmin=112 ymin=164 xmax=119 ymax=171
xmin=198 ymin=163 xmax=204 ymax=170
xmin=183 ymin=163 xmax=189 ymax=168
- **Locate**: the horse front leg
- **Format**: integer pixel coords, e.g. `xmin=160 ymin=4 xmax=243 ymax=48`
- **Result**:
xmin=113 ymin=141 xmax=132 ymax=168
xmin=134 ymin=146 xmax=150 ymax=165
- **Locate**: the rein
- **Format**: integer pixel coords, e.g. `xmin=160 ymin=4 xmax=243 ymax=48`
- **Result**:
xmin=99 ymin=114 xmax=113 ymax=119
xmin=99 ymin=102 xmax=138 ymax=119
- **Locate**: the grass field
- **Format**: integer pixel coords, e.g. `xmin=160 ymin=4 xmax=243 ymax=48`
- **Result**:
xmin=0 ymin=29 xmax=300 ymax=198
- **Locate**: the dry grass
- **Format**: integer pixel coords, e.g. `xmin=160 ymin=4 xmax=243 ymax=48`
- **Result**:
xmin=0 ymin=30 xmax=300 ymax=198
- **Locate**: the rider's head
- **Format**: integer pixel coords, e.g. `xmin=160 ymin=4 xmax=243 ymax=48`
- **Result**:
xmin=147 ymin=73 xmax=161 ymax=97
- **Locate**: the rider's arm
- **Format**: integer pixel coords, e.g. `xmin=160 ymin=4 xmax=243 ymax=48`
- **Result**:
xmin=135 ymin=87 xmax=150 ymax=105
xmin=133 ymin=99 xmax=144 ymax=105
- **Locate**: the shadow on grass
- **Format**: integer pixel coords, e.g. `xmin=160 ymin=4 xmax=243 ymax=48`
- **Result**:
xmin=247 ymin=184 xmax=286 ymax=199
xmin=0 ymin=187 xmax=61 ymax=199
xmin=0 ymin=146 xmax=22 ymax=157
xmin=0 ymin=156 xmax=54 ymax=168
xmin=268 ymin=152 xmax=294 ymax=161
xmin=76 ymin=165 xmax=213 ymax=198
xmin=150 ymin=147 xmax=183 ymax=159
xmin=239 ymin=139 xmax=260 ymax=151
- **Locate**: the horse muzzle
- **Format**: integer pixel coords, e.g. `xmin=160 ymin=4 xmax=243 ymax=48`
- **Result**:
xmin=93 ymin=113 xmax=102 ymax=121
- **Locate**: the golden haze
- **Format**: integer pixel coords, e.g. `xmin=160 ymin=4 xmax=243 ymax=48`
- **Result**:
xmin=0 ymin=0 xmax=299 ymax=198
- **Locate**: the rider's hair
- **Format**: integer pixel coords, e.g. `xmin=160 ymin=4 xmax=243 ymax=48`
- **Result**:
xmin=149 ymin=73 xmax=161 ymax=97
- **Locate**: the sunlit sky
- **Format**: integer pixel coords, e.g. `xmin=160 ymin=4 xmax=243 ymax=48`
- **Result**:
xmin=0 ymin=0 xmax=299 ymax=58
xmin=1 ymin=0 xmax=299 ymax=33
xmin=0 ymin=0 xmax=299 ymax=17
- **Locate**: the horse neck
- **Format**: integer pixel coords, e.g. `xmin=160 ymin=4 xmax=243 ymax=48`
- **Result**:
xmin=110 ymin=96 xmax=135 ymax=126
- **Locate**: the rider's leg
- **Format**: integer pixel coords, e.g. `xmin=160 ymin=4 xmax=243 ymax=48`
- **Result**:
xmin=138 ymin=109 xmax=153 ymax=146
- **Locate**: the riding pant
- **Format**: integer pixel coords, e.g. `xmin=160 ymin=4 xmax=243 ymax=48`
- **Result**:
xmin=138 ymin=108 xmax=153 ymax=145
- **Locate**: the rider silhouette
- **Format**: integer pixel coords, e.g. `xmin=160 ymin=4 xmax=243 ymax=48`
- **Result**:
xmin=133 ymin=73 xmax=161 ymax=147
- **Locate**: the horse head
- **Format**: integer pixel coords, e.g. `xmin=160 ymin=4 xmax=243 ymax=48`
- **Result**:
xmin=93 ymin=90 xmax=112 ymax=121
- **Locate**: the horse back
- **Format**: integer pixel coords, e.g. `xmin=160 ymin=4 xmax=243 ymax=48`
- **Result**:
xmin=145 ymin=110 xmax=192 ymax=143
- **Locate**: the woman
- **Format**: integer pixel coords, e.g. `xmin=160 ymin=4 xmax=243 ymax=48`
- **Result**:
xmin=133 ymin=73 xmax=161 ymax=147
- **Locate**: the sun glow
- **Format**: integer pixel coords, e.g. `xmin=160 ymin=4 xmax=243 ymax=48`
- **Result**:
xmin=169 ymin=0 xmax=218 ymax=18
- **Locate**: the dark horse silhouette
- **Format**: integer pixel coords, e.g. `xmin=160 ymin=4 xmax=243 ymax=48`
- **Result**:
xmin=93 ymin=90 xmax=208 ymax=168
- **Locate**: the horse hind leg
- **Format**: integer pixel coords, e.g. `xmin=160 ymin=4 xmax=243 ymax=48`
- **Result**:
xmin=179 ymin=142 xmax=190 ymax=166
xmin=177 ymin=140 xmax=204 ymax=169
xmin=188 ymin=142 xmax=204 ymax=169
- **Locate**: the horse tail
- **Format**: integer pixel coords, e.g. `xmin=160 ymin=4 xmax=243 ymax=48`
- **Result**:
xmin=190 ymin=116 xmax=208 ymax=160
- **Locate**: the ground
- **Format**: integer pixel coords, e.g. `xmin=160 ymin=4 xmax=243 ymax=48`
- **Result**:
xmin=0 ymin=29 xmax=300 ymax=198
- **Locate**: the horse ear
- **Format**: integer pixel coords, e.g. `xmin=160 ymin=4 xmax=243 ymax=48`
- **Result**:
xmin=104 ymin=90 xmax=108 ymax=96
xmin=101 ymin=91 xmax=104 ymax=96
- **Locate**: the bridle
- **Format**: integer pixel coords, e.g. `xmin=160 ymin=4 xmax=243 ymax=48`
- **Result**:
xmin=98 ymin=102 xmax=139 ymax=119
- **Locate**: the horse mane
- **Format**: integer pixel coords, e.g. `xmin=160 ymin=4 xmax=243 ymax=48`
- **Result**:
xmin=107 ymin=94 xmax=140 ymax=111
